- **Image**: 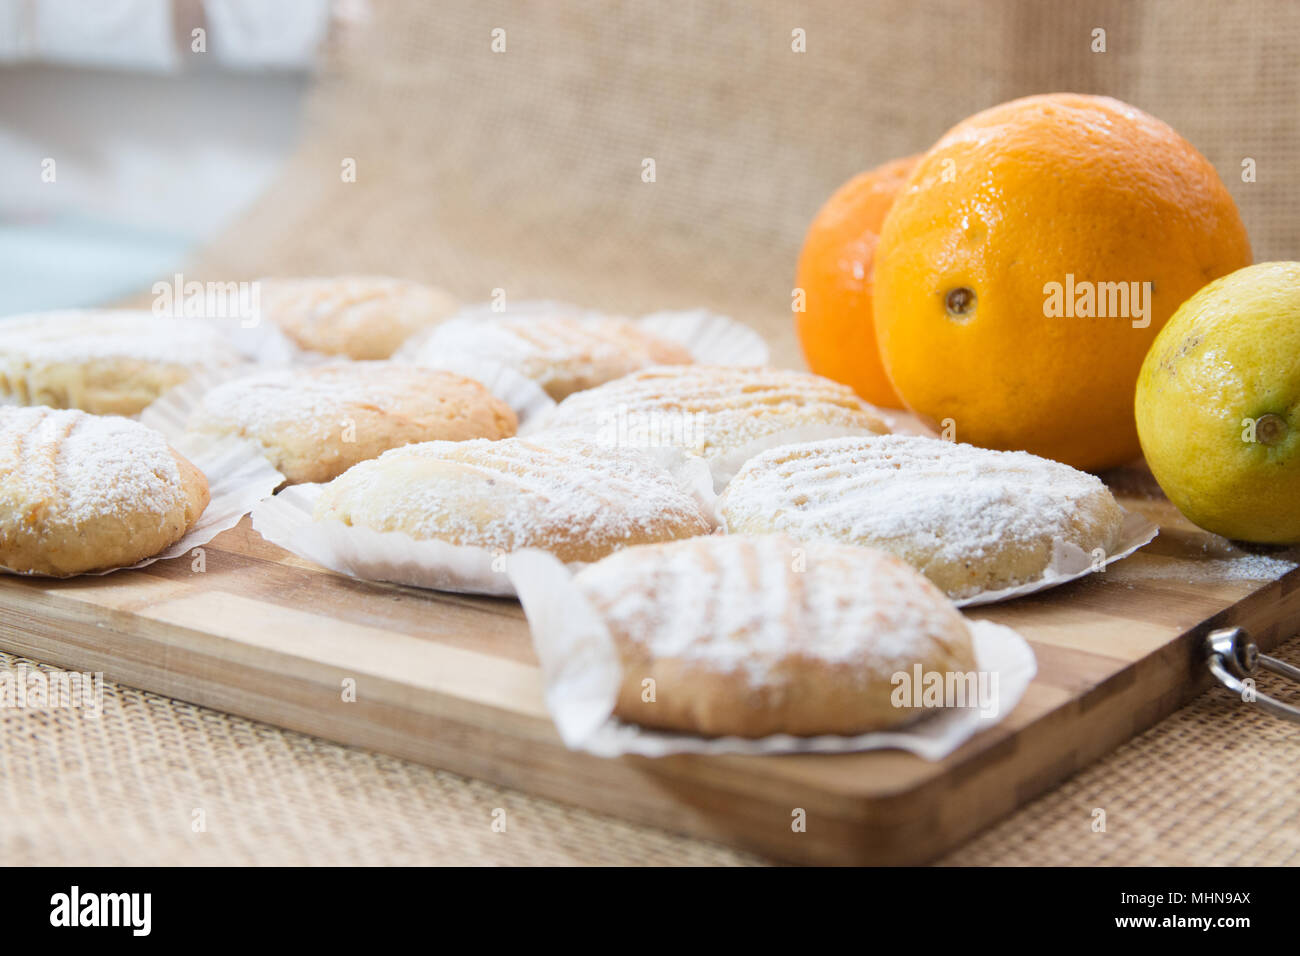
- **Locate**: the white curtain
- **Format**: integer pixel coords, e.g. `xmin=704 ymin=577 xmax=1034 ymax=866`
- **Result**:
xmin=0 ymin=0 xmax=335 ymax=71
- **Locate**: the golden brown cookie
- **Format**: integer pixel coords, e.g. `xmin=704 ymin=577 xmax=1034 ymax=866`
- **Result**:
xmin=527 ymin=365 xmax=889 ymax=481
xmin=257 ymin=276 xmax=459 ymax=359
xmin=573 ymin=533 xmax=978 ymax=737
xmin=312 ymin=436 xmax=712 ymax=562
xmin=720 ymin=435 xmax=1125 ymax=598
xmin=0 ymin=310 xmax=243 ymax=415
xmin=403 ymin=306 xmax=693 ymax=400
xmin=184 ymin=362 xmax=517 ymax=485
xmin=0 ymin=406 xmax=209 ymax=576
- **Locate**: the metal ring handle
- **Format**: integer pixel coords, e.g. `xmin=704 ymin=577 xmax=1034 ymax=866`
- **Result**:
xmin=1205 ymin=627 xmax=1300 ymax=724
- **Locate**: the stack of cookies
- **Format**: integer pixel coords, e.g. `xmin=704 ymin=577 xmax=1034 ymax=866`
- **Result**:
xmin=0 ymin=278 xmax=1132 ymax=742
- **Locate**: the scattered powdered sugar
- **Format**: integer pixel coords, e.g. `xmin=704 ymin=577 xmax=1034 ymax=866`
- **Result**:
xmin=0 ymin=406 xmax=185 ymax=530
xmin=1126 ymin=550 xmax=1299 ymax=584
xmin=576 ymin=533 xmax=969 ymax=686
xmin=527 ymin=365 xmax=888 ymax=458
xmin=1211 ymin=552 xmax=1299 ymax=579
xmin=720 ymin=434 xmax=1122 ymax=569
xmin=0 ymin=310 xmax=242 ymax=366
xmin=315 ymin=435 xmax=710 ymax=552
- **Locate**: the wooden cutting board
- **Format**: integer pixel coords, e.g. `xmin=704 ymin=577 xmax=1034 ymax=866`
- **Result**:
xmin=1 ymin=475 xmax=1297 ymax=865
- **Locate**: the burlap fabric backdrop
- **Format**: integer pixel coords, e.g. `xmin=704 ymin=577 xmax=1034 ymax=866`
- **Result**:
xmin=6 ymin=0 xmax=1300 ymax=865
xmin=198 ymin=0 xmax=1300 ymax=356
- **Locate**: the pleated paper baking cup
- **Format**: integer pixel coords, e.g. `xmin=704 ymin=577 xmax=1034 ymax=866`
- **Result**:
xmin=506 ymin=548 xmax=1037 ymax=759
xmin=952 ymin=509 xmax=1159 ymax=607
xmin=0 ymin=432 xmax=284 ymax=578
xmin=250 ymin=447 xmax=718 ymax=597
xmin=637 ymin=308 xmax=769 ymax=366
xmin=203 ymin=314 xmax=303 ymax=367
xmin=139 ymin=365 xmax=259 ymax=441
xmin=253 ymin=483 xmax=526 ymax=596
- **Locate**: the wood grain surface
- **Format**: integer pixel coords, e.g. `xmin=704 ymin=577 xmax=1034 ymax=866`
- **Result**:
xmin=0 ymin=479 xmax=1296 ymax=865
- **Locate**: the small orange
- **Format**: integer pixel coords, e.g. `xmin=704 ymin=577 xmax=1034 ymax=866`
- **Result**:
xmin=795 ymin=155 xmax=919 ymax=408
xmin=872 ymin=93 xmax=1252 ymax=470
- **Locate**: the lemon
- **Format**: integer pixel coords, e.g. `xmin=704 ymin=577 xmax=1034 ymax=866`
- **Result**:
xmin=1136 ymin=262 xmax=1300 ymax=543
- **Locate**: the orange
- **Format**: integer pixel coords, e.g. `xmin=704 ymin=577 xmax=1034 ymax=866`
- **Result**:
xmin=872 ymin=93 xmax=1252 ymax=470
xmin=795 ymin=154 xmax=919 ymax=408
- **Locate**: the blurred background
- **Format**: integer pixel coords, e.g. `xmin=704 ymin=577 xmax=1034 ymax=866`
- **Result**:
xmin=2 ymin=0 xmax=1298 ymax=359
xmin=0 ymin=0 xmax=331 ymax=312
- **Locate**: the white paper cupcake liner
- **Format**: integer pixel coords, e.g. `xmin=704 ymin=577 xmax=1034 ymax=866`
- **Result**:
xmin=952 ymin=508 xmax=1159 ymax=607
xmin=637 ymin=308 xmax=770 ymax=366
xmin=0 ymin=432 xmax=284 ymax=578
xmin=252 ymin=484 xmax=525 ymax=596
xmin=505 ymin=548 xmax=1037 ymax=759
xmin=250 ymin=447 xmax=719 ymax=597
xmin=138 ymin=364 xmax=259 ymax=442
xmin=199 ymin=314 xmax=302 ymax=367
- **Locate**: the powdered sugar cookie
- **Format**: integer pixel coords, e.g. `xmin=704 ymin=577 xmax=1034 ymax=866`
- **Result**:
xmin=526 ymin=365 xmax=889 ymax=484
xmin=402 ymin=305 xmax=692 ymax=400
xmin=0 ymin=309 xmax=243 ymax=415
xmin=719 ymin=434 xmax=1126 ymax=599
xmin=183 ymin=362 xmax=516 ymax=485
xmin=570 ymin=533 xmax=977 ymax=737
xmin=312 ymin=436 xmax=712 ymax=563
xmin=0 ymin=406 xmax=209 ymax=575
xmin=258 ymin=276 xmax=459 ymax=359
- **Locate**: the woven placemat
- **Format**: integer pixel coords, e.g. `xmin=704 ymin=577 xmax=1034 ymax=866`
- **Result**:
xmin=2 ymin=630 xmax=1298 ymax=866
